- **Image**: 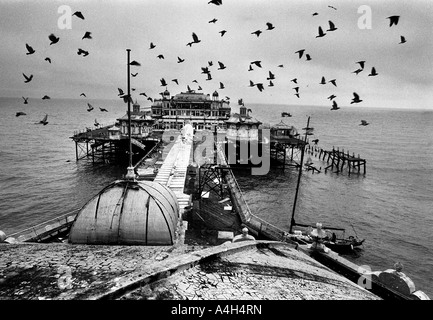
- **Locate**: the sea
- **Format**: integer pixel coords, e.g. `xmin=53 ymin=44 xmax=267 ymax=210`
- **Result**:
xmin=0 ymin=97 xmax=432 ymax=298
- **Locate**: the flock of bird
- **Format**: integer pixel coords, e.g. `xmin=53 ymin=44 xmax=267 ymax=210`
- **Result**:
xmin=17 ymin=1 xmax=407 ymax=131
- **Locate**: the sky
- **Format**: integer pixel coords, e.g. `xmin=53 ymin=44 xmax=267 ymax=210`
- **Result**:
xmin=0 ymin=0 xmax=432 ymax=109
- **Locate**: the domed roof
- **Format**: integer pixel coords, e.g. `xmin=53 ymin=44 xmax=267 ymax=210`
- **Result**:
xmin=69 ymin=180 xmax=179 ymax=245
xmin=212 ymin=90 xmax=219 ymax=97
xmin=163 ymin=88 xmax=170 ymax=96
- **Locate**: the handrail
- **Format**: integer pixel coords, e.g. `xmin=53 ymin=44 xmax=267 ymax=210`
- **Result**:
xmin=7 ymin=209 xmax=80 ymax=238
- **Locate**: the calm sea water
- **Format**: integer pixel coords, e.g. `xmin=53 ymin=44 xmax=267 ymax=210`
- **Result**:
xmin=0 ymin=97 xmax=432 ymax=297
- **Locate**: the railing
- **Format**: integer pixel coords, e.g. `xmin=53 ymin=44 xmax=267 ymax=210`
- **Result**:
xmin=6 ymin=209 xmax=80 ymax=242
xmin=134 ymin=140 xmax=162 ymax=169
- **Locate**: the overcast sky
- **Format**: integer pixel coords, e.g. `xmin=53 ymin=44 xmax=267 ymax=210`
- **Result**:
xmin=1 ymin=0 xmax=432 ymax=109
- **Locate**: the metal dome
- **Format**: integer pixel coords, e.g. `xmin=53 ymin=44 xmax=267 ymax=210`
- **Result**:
xmin=68 ymin=180 xmax=179 ymax=245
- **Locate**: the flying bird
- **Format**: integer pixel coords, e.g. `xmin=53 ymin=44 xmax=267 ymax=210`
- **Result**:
xmin=295 ymin=49 xmax=305 ymax=59
xmin=399 ymin=36 xmax=406 ymax=44
xmin=267 ymin=71 xmax=275 ymax=80
xmin=39 ymin=114 xmax=48 ymax=125
xmin=327 ymin=20 xmax=337 ymax=32
xmin=320 ymin=76 xmax=326 ymax=85
xmin=42 ymin=95 xmax=51 ymax=100
xmin=268 ymin=81 xmax=274 ymax=87
xmin=100 ymin=107 xmax=108 ymax=112
xmin=356 ymin=61 xmax=366 ymax=69
xmin=208 ymin=61 xmax=213 ymax=66
xmin=219 ymin=82 xmax=225 ymax=89
xmin=160 ymin=78 xmax=167 ymax=86
xmin=331 ymin=100 xmax=340 ymax=110
xmin=77 ymin=48 xmax=89 ymax=57
xmin=328 ymin=5 xmax=337 ymax=10
xmin=45 ymin=57 xmax=51 ymax=63
xmin=25 ymin=43 xmax=35 ymax=55
xmin=192 ymin=80 xmax=198 ymax=83
xmin=329 ymin=79 xmax=337 ymax=87
xmin=22 ymin=97 xmax=29 ymax=104
xmin=294 ymin=93 xmax=300 ymax=98
xmin=94 ymin=119 xmax=100 ymax=127
xmin=278 ymin=64 xmax=284 ymax=68
xmin=16 ymin=112 xmax=27 ymax=117
xmin=248 ymin=80 xmax=255 ymax=87
xmin=147 ymin=97 xmax=153 ymax=102
xmin=129 ymin=60 xmax=141 ymax=66
xmin=305 ymin=54 xmax=312 ymax=61
xmin=292 ymin=87 xmax=299 ymax=93
xmin=256 ymin=83 xmax=264 ymax=92
xmin=250 ymin=60 xmax=262 ymax=68
xmin=87 ymin=103 xmax=94 ymax=111
xmin=201 ymin=67 xmax=210 ymax=74
xmin=251 ymin=30 xmax=262 ymax=37
xmin=291 ymin=78 xmax=298 ymax=84
xmin=359 ymin=120 xmax=369 ymax=126
xmin=139 ymin=92 xmax=147 ymax=97
xmin=248 ymin=64 xmax=254 ymax=71
xmin=352 ymin=69 xmax=363 ymax=75
xmin=387 ymin=16 xmax=400 ymax=27
xmin=187 ymin=32 xmax=201 ymax=46
xmin=177 ymin=56 xmax=185 ymax=63
xmin=82 ymin=31 xmax=92 ymax=40
xmin=266 ymin=22 xmax=275 ymax=30
xmin=217 ymin=61 xmax=226 ymax=70
xmin=118 ymin=88 xmax=124 ymax=96
xmin=219 ymin=30 xmax=227 ymax=37
xmin=206 ymin=73 xmax=212 ymax=81
xmin=80 ymin=93 xmax=86 ymax=97
xmin=197 ymin=86 xmax=202 ymax=90
xmin=149 ymin=42 xmax=156 ymax=49
xmin=131 ymin=73 xmax=138 ymax=77
xmin=311 ymin=139 xmax=319 ymax=144
xmin=316 ymin=26 xmax=326 ymax=38
xmin=157 ymin=54 xmax=164 ymax=59
xmin=23 ymin=73 xmax=33 ymax=83
xmin=368 ymin=67 xmax=378 ymax=76
xmin=327 ymin=94 xmax=336 ymax=100
xmin=208 ymin=0 xmax=222 ymax=5
xmin=351 ymin=92 xmax=363 ymax=104
xmin=48 ymin=33 xmax=60 ymax=45
xmin=209 ymin=18 xmax=218 ymax=23
xmin=172 ymin=79 xmax=179 ymax=85
xmin=72 ymin=11 xmax=85 ymax=20
xmin=312 ymin=12 xmax=318 ymax=16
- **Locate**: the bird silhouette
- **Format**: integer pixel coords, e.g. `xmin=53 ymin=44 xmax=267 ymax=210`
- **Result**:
xmin=256 ymin=83 xmax=264 ymax=92
xmin=172 ymin=79 xmax=179 ymax=85
xmin=45 ymin=57 xmax=51 ymax=63
xmin=147 ymin=97 xmax=153 ymax=102
xmin=327 ymin=20 xmax=337 ymax=31
xmin=328 ymin=5 xmax=337 ymax=10
xmin=316 ymin=26 xmax=326 ymax=38
xmin=100 ymin=107 xmax=108 ymax=112
xmin=267 ymin=71 xmax=275 ymax=80
xmin=87 ymin=103 xmax=94 ymax=111
xmin=320 ymin=76 xmax=326 ymax=84
xmin=201 ymin=66 xmax=210 ymax=74
xmin=266 ymin=22 xmax=275 ymax=30
xmin=352 ymin=69 xmax=363 ymax=75
xmin=149 ymin=42 xmax=156 ymax=49
xmin=118 ymin=88 xmax=124 ymax=96
xmin=360 ymin=120 xmax=369 ymax=126
xmin=217 ymin=61 xmax=226 ymax=70
xmin=25 ymin=43 xmax=35 ymax=55
xmin=295 ymin=49 xmax=305 ymax=59
xmin=219 ymin=30 xmax=227 ymax=37
xmin=177 ymin=56 xmax=185 ymax=63
xmin=208 ymin=0 xmax=222 ymax=5
xmin=42 ymin=95 xmax=51 ymax=100
xmin=278 ymin=64 xmax=284 ymax=68
xmin=94 ymin=119 xmax=100 ymax=127
xmin=387 ymin=16 xmax=400 ymax=27
xmin=80 ymin=93 xmax=86 ymax=97
xmin=129 ymin=60 xmax=141 ymax=66
xmin=399 ymin=36 xmax=406 ymax=44
xmin=82 ymin=31 xmax=92 ymax=40
xmin=23 ymin=73 xmax=33 ymax=83
xmin=22 ymin=97 xmax=29 ymax=104
xmin=160 ymin=78 xmax=167 ymax=86
xmin=187 ymin=85 xmax=192 ymax=92
xmin=312 ymin=12 xmax=318 ymax=16
xmin=48 ymin=33 xmax=60 ymax=45
xmin=291 ymin=78 xmax=298 ymax=84
xmin=327 ymin=94 xmax=336 ymax=100
xmin=16 ymin=112 xmax=27 ymax=117
xmin=157 ymin=54 xmax=164 ymax=59
xmin=251 ymin=30 xmax=262 ymax=37
xmin=351 ymin=92 xmax=362 ymax=104
xmin=331 ymin=100 xmax=340 ymax=110
xmin=292 ymin=87 xmax=299 ymax=93
xmin=306 ymin=54 xmax=312 ymax=61
xmin=294 ymin=93 xmax=300 ymax=98
xmin=281 ymin=112 xmax=292 ymax=117
xmin=268 ymin=80 xmax=274 ymax=87
xmin=77 ymin=48 xmax=89 ymax=57
xmin=72 ymin=11 xmax=85 ymax=20
xmin=39 ymin=114 xmax=48 ymax=125
xmin=248 ymin=65 xmax=254 ymax=71
xmin=329 ymin=79 xmax=337 ymax=87
xmin=187 ymin=32 xmax=201 ymax=46
xmin=192 ymin=80 xmax=198 ymax=83
xmin=251 ymin=60 xmax=262 ymax=68
xmin=219 ymin=82 xmax=225 ymax=89
xmin=131 ymin=73 xmax=138 ymax=77
xmin=368 ymin=67 xmax=378 ymax=76
xmin=209 ymin=18 xmax=218 ymax=23
xmin=198 ymin=86 xmax=202 ymax=90
xmin=206 ymin=73 xmax=212 ymax=81
xmin=249 ymin=80 xmax=255 ymax=87
xmin=208 ymin=61 xmax=213 ymax=66
xmin=139 ymin=92 xmax=147 ymax=97
xmin=311 ymin=139 xmax=319 ymax=144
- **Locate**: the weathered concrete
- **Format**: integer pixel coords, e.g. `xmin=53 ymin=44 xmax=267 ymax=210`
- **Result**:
xmin=0 ymin=241 xmax=379 ymax=300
